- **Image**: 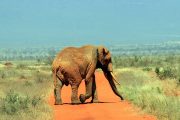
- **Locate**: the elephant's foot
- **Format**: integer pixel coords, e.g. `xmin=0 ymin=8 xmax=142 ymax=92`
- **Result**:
xmin=71 ymin=100 xmax=81 ymax=105
xmin=91 ymin=99 xmax=99 ymax=103
xmin=79 ymin=94 xmax=86 ymax=103
xmin=55 ymin=99 xmax=63 ymax=105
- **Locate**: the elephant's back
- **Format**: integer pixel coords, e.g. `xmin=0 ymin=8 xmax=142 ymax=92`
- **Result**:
xmin=53 ymin=47 xmax=83 ymax=67
xmin=57 ymin=45 xmax=95 ymax=60
xmin=52 ymin=45 xmax=96 ymax=70
xmin=61 ymin=45 xmax=95 ymax=54
xmin=52 ymin=48 xmax=76 ymax=68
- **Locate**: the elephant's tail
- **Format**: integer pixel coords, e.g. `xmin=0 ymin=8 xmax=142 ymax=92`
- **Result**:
xmin=52 ymin=66 xmax=65 ymax=87
xmin=52 ymin=67 xmax=58 ymax=87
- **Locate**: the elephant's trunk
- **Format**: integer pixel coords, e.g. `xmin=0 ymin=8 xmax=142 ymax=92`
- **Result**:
xmin=103 ymin=71 xmax=124 ymax=100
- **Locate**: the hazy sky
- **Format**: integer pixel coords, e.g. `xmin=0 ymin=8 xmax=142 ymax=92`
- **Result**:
xmin=0 ymin=0 xmax=180 ymax=48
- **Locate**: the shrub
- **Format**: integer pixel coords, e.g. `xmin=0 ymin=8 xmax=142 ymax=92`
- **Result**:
xmin=1 ymin=90 xmax=42 ymax=115
xmin=16 ymin=64 xmax=27 ymax=69
xmin=32 ymin=96 xmax=41 ymax=107
xmin=24 ymin=81 xmax=33 ymax=86
xmin=19 ymin=75 xmax=27 ymax=79
xmin=1 ymin=90 xmax=30 ymax=114
xmin=155 ymin=66 xmax=176 ymax=80
xmin=4 ymin=62 xmax=13 ymax=67
xmin=142 ymin=67 xmax=152 ymax=71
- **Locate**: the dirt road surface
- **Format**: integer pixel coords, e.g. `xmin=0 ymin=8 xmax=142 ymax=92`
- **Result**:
xmin=49 ymin=72 xmax=156 ymax=120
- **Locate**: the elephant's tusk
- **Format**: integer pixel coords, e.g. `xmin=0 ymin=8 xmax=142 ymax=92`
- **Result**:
xmin=110 ymin=72 xmax=121 ymax=85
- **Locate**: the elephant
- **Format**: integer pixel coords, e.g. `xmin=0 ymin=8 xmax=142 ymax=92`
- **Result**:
xmin=52 ymin=45 xmax=124 ymax=105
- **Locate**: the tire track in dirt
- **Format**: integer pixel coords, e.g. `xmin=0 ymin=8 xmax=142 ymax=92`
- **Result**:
xmin=49 ymin=72 xmax=156 ymax=120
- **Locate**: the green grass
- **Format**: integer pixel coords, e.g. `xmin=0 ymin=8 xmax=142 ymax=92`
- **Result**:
xmin=0 ymin=61 xmax=53 ymax=120
xmin=115 ymin=68 xmax=180 ymax=120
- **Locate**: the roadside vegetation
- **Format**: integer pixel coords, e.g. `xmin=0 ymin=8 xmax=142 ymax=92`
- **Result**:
xmin=113 ymin=55 xmax=180 ymax=120
xmin=0 ymin=43 xmax=179 ymax=120
xmin=0 ymin=61 xmax=53 ymax=120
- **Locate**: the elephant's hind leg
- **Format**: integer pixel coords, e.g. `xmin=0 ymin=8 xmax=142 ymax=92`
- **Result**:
xmin=54 ymin=79 xmax=64 ymax=105
xmin=68 ymin=68 xmax=82 ymax=105
xmin=71 ymin=84 xmax=81 ymax=105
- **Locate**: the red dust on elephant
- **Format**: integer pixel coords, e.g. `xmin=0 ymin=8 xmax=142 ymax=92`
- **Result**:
xmin=52 ymin=45 xmax=124 ymax=105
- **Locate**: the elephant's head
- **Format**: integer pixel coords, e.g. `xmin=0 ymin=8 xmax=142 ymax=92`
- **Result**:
xmin=97 ymin=46 xmax=124 ymax=100
xmin=97 ymin=46 xmax=113 ymax=72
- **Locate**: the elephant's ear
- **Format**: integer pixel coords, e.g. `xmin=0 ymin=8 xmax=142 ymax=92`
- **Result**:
xmin=97 ymin=46 xmax=111 ymax=64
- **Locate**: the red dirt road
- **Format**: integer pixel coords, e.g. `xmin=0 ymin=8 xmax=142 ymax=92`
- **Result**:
xmin=49 ymin=72 xmax=156 ymax=120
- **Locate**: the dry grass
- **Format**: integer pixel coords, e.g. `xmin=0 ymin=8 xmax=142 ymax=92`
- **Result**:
xmin=0 ymin=60 xmax=53 ymax=120
xmin=115 ymin=68 xmax=180 ymax=120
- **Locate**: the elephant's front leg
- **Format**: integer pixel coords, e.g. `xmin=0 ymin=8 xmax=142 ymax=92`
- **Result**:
xmin=79 ymin=79 xmax=92 ymax=103
xmin=91 ymin=76 xmax=99 ymax=103
xmin=79 ymin=75 xmax=98 ymax=103
xmin=54 ymin=79 xmax=64 ymax=105
xmin=71 ymin=84 xmax=81 ymax=105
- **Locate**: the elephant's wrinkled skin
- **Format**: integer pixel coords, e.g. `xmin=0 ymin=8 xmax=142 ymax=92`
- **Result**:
xmin=52 ymin=45 xmax=123 ymax=105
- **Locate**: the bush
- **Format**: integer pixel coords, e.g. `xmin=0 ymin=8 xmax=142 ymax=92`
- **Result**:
xmin=1 ymin=90 xmax=41 ymax=115
xmin=16 ymin=64 xmax=27 ymax=69
xmin=4 ymin=62 xmax=13 ymax=67
xmin=1 ymin=90 xmax=30 ymax=114
xmin=24 ymin=81 xmax=33 ymax=86
xmin=32 ymin=96 xmax=41 ymax=107
xmin=155 ymin=66 xmax=176 ymax=80
xmin=142 ymin=67 xmax=152 ymax=71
